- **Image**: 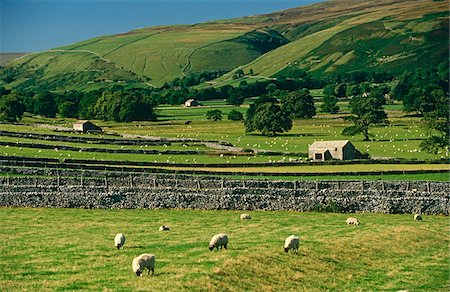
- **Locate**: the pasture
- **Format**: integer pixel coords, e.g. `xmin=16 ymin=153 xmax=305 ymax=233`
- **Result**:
xmin=0 ymin=208 xmax=448 ymax=291
xmin=0 ymin=98 xmax=448 ymax=181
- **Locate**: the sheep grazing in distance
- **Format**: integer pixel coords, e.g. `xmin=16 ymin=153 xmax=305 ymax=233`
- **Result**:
xmin=346 ymin=217 xmax=360 ymax=226
xmin=284 ymin=235 xmax=300 ymax=254
xmin=414 ymin=214 xmax=423 ymax=221
xmin=159 ymin=225 xmax=170 ymax=231
xmin=240 ymin=213 xmax=251 ymax=220
xmin=114 ymin=233 xmax=126 ymax=249
xmin=209 ymin=233 xmax=228 ymax=251
xmin=132 ymin=253 xmax=155 ymax=276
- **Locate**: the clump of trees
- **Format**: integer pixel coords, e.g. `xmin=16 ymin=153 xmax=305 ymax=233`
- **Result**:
xmin=245 ymin=96 xmax=292 ymax=136
xmin=282 ymin=89 xmax=316 ymax=118
xmin=94 ymin=91 xmax=157 ymax=122
xmin=206 ymin=109 xmax=223 ymax=121
xmin=393 ymin=62 xmax=449 ymax=152
xmin=0 ymin=86 xmax=158 ymax=122
xmin=0 ymin=90 xmax=25 ymax=122
xmin=227 ymin=109 xmax=243 ymax=121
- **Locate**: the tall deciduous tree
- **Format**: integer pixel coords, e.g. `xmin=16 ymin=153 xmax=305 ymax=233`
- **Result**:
xmin=282 ymin=89 xmax=316 ymax=118
xmin=342 ymin=91 xmax=388 ymax=141
xmin=206 ymin=109 xmax=222 ymax=121
xmin=245 ymin=96 xmax=291 ymax=136
xmin=321 ymin=94 xmax=339 ymax=114
xmin=420 ymin=89 xmax=449 ymax=153
xmin=0 ymin=92 xmax=25 ymax=122
xmin=34 ymin=91 xmax=57 ymax=118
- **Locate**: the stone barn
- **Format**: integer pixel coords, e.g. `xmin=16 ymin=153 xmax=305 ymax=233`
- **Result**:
xmin=73 ymin=120 xmax=102 ymax=133
xmin=184 ymin=99 xmax=198 ymax=107
xmin=309 ymin=140 xmax=361 ymax=161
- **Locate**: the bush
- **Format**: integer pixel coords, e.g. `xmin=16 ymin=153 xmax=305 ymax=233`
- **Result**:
xmin=206 ymin=109 xmax=223 ymax=121
xmin=228 ymin=109 xmax=243 ymax=121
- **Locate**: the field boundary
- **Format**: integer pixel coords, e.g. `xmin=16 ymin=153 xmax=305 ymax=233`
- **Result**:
xmin=1 ymin=174 xmax=448 ymax=214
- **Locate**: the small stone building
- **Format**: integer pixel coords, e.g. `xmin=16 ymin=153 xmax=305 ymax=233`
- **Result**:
xmin=73 ymin=120 xmax=102 ymax=133
xmin=184 ymin=99 xmax=198 ymax=107
xmin=308 ymin=140 xmax=361 ymax=161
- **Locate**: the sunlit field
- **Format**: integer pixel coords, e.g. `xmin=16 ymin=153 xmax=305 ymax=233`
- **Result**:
xmin=0 ymin=208 xmax=448 ymax=291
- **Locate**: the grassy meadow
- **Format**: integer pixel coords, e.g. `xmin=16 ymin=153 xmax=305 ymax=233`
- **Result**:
xmin=1 ymin=98 xmax=449 ymax=181
xmin=0 ymin=208 xmax=448 ymax=291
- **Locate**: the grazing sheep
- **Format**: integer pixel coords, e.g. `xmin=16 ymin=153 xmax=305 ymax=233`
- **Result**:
xmin=159 ymin=225 xmax=170 ymax=231
xmin=346 ymin=217 xmax=360 ymax=226
xmin=114 ymin=233 xmax=126 ymax=249
xmin=240 ymin=213 xmax=251 ymax=220
xmin=284 ymin=235 xmax=300 ymax=254
xmin=209 ymin=233 xmax=228 ymax=251
xmin=132 ymin=254 xmax=155 ymax=276
xmin=414 ymin=214 xmax=423 ymax=221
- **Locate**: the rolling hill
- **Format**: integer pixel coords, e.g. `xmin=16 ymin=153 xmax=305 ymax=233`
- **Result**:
xmin=0 ymin=0 xmax=448 ymax=91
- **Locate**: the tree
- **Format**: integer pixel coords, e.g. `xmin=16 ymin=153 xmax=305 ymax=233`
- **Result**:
xmin=226 ymin=92 xmax=244 ymax=106
xmin=244 ymin=95 xmax=278 ymax=133
xmin=206 ymin=109 xmax=222 ymax=121
xmin=245 ymin=96 xmax=291 ymax=136
xmin=34 ymin=91 xmax=57 ymax=117
xmin=233 ymin=69 xmax=244 ymax=79
xmin=282 ymin=89 xmax=316 ymax=118
xmin=266 ymin=83 xmax=277 ymax=94
xmin=94 ymin=91 xmax=157 ymax=122
xmin=227 ymin=109 xmax=243 ymax=121
xmin=0 ymin=92 xmax=25 ymax=122
xmin=58 ymin=101 xmax=79 ymax=118
xmin=420 ymin=89 xmax=449 ymax=153
xmin=321 ymin=94 xmax=340 ymax=114
xmin=342 ymin=91 xmax=388 ymax=141
xmin=251 ymin=102 xmax=292 ymax=136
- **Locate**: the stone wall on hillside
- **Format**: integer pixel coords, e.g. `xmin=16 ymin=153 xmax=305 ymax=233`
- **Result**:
xmin=0 ymin=175 xmax=448 ymax=214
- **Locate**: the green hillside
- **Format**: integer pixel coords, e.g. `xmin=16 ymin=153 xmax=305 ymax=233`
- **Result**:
xmin=0 ymin=0 xmax=448 ymax=91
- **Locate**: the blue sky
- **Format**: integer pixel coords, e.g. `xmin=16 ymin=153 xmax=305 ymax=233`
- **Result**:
xmin=1 ymin=0 xmax=322 ymax=52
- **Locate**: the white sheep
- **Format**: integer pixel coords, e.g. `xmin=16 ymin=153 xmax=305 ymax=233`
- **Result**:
xmin=114 ymin=233 xmax=126 ymax=249
xmin=346 ymin=217 xmax=360 ymax=226
xmin=159 ymin=225 xmax=170 ymax=231
xmin=240 ymin=213 xmax=251 ymax=220
xmin=284 ymin=235 xmax=300 ymax=254
xmin=209 ymin=233 xmax=228 ymax=251
xmin=132 ymin=253 xmax=155 ymax=276
xmin=414 ymin=214 xmax=422 ymax=221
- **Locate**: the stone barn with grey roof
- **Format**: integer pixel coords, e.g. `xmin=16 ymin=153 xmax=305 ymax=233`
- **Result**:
xmin=73 ymin=120 xmax=102 ymax=133
xmin=308 ymin=140 xmax=362 ymax=161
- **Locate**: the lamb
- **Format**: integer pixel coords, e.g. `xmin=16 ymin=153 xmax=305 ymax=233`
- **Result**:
xmin=114 ymin=233 xmax=126 ymax=249
xmin=209 ymin=233 xmax=228 ymax=251
xmin=240 ymin=213 xmax=251 ymax=220
xmin=284 ymin=235 xmax=300 ymax=254
xmin=132 ymin=253 xmax=155 ymax=276
xmin=346 ymin=217 xmax=360 ymax=226
xmin=159 ymin=225 xmax=170 ymax=231
xmin=414 ymin=214 xmax=423 ymax=221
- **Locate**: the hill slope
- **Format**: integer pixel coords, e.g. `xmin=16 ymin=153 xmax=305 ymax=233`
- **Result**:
xmin=0 ymin=0 xmax=448 ymax=91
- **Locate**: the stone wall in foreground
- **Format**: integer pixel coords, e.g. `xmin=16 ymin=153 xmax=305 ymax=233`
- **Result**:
xmin=0 ymin=175 xmax=448 ymax=214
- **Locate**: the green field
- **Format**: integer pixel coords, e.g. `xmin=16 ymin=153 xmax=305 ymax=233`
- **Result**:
xmin=0 ymin=97 xmax=449 ymax=181
xmin=0 ymin=208 xmax=448 ymax=291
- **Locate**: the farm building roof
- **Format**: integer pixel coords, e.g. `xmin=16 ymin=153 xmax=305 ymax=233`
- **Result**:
xmin=309 ymin=140 xmax=351 ymax=149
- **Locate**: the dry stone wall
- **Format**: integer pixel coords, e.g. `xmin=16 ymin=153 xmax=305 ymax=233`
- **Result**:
xmin=0 ymin=175 xmax=448 ymax=214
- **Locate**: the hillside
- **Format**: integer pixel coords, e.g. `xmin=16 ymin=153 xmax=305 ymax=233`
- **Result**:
xmin=0 ymin=0 xmax=448 ymax=91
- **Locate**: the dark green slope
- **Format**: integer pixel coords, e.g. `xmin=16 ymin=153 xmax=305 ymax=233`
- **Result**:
xmin=298 ymin=12 xmax=449 ymax=76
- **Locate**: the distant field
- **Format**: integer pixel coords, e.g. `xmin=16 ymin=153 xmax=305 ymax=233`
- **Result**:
xmin=0 ymin=98 xmax=448 ymax=180
xmin=0 ymin=53 xmax=27 ymax=65
xmin=0 ymin=208 xmax=448 ymax=291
